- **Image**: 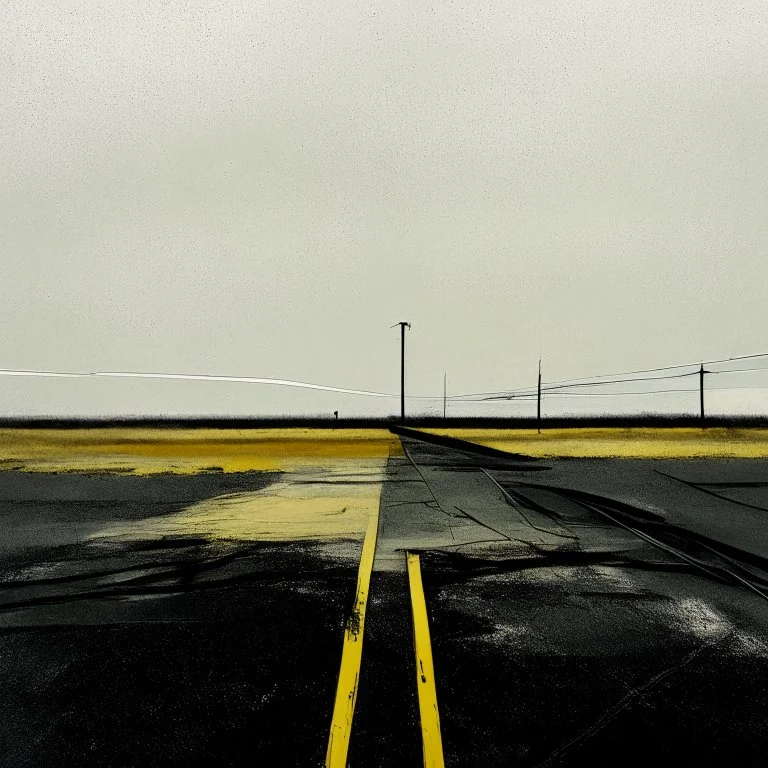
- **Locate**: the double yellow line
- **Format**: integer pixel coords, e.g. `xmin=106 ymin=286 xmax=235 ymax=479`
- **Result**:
xmin=325 ymin=506 xmax=445 ymax=767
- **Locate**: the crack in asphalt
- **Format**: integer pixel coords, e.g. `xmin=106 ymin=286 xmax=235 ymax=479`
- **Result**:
xmin=534 ymin=631 xmax=735 ymax=767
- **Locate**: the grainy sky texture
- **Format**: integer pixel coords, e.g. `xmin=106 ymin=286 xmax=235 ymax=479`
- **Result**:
xmin=2 ymin=1 xmax=767 ymax=416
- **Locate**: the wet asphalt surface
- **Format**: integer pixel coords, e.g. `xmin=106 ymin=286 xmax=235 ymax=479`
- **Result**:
xmin=0 ymin=470 xmax=359 ymax=767
xmin=3 ymin=438 xmax=768 ymax=766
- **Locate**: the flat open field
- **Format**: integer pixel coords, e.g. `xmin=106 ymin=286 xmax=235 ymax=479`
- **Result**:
xmin=4 ymin=426 xmax=768 ymax=471
xmin=2 ymin=427 xmax=768 ymax=766
xmin=426 ymin=426 xmax=768 ymax=458
xmin=0 ymin=428 xmax=402 ymax=473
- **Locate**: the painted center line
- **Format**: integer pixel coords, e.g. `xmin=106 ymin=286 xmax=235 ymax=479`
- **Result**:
xmin=407 ymin=552 xmax=446 ymax=768
xmin=325 ymin=501 xmax=381 ymax=768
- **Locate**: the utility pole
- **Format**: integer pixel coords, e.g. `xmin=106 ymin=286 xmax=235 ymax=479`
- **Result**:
xmin=699 ymin=363 xmax=705 ymax=427
xmin=537 ymin=359 xmax=542 ymax=434
xmin=443 ymin=372 xmax=447 ymax=419
xmin=395 ymin=322 xmax=410 ymax=423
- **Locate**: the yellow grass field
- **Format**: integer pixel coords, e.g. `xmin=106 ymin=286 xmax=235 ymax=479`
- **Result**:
xmin=0 ymin=429 xmax=402 ymax=543
xmin=2 ymin=427 xmax=768 ymax=476
xmin=0 ymin=428 xmax=402 ymax=474
xmin=425 ymin=427 xmax=768 ymax=459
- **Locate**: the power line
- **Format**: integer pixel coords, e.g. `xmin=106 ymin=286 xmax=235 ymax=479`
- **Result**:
xmin=95 ymin=372 xmax=402 ymax=398
xmin=449 ymin=352 xmax=768 ymax=400
xmin=540 ymin=371 xmax=698 ymax=393
xmin=483 ymin=389 xmax=699 ymax=399
xmin=460 ymin=390 xmax=695 ymax=401
xmin=0 ymin=368 xmax=416 ymax=399
xmin=453 ymin=384 xmax=768 ymax=402
xmin=5 ymin=352 xmax=768 ymax=407
xmin=705 ymin=352 xmax=768 ymax=367
xmin=495 ymin=366 xmax=768 ymax=399
xmin=709 ymin=365 xmax=768 ymax=375
xmin=538 ymin=351 xmax=768 ymax=386
xmin=0 ymin=368 xmax=84 ymax=378
xmin=472 ymin=371 xmax=698 ymax=400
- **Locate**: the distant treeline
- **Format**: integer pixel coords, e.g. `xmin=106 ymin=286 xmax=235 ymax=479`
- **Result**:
xmin=2 ymin=415 xmax=768 ymax=429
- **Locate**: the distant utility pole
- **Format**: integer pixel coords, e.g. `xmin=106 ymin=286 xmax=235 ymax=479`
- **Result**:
xmin=699 ymin=363 xmax=706 ymax=427
xmin=537 ymin=359 xmax=542 ymax=434
xmin=395 ymin=321 xmax=410 ymax=423
xmin=443 ymin=372 xmax=447 ymax=419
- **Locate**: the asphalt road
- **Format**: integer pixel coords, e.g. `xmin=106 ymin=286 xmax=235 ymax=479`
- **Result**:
xmin=2 ymin=434 xmax=768 ymax=766
xmin=385 ymin=437 xmax=768 ymax=767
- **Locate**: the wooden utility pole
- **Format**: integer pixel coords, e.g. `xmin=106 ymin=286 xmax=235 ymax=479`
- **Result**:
xmin=395 ymin=322 xmax=410 ymax=423
xmin=537 ymin=359 xmax=542 ymax=434
xmin=443 ymin=372 xmax=447 ymax=418
xmin=699 ymin=363 xmax=705 ymax=427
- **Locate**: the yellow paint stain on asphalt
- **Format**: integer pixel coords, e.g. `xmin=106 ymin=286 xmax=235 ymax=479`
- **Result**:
xmin=89 ymin=464 xmax=386 ymax=542
xmin=0 ymin=429 xmax=401 ymax=474
xmin=407 ymin=552 xmax=445 ymax=768
xmin=424 ymin=427 xmax=768 ymax=458
xmin=325 ymin=500 xmax=381 ymax=768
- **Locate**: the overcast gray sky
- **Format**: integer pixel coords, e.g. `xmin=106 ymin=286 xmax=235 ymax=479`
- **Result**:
xmin=2 ymin=1 xmax=767 ymax=417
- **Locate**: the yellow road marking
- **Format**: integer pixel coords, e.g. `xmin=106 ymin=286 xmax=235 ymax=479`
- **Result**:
xmin=407 ymin=552 xmax=445 ymax=768
xmin=325 ymin=502 xmax=381 ymax=767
